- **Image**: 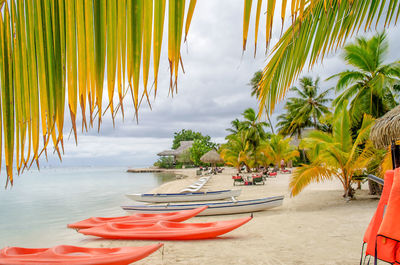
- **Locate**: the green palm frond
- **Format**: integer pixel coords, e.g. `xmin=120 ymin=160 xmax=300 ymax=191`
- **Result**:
xmin=293 ymin=108 xmax=377 ymax=197
xmin=0 ymin=0 xmax=197 ymax=186
xmin=330 ymin=32 xmax=400 ymax=122
xmin=242 ymin=0 xmax=400 ymax=114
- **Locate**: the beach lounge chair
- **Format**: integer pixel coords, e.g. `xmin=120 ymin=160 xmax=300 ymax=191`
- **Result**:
xmin=180 ymin=176 xmax=211 ymax=193
xmin=232 ymin=175 xmax=245 ymax=186
xmin=252 ymin=175 xmax=264 ymax=185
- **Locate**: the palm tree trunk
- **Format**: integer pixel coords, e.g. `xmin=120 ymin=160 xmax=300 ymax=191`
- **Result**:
xmin=313 ymin=112 xmax=318 ymax=129
xmin=297 ymin=130 xmax=306 ymax=163
xmin=343 ymin=176 xmax=354 ymax=199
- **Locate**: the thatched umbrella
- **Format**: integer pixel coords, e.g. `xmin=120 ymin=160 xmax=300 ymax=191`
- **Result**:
xmin=200 ymin=150 xmax=223 ymax=168
xmin=370 ymin=105 xmax=400 ymax=168
xmin=370 ymin=105 xmax=400 ymax=149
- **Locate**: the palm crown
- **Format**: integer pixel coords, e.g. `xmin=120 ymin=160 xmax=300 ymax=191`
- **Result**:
xmin=290 ymin=107 xmax=376 ymax=198
xmin=329 ymin=32 xmax=400 ymax=122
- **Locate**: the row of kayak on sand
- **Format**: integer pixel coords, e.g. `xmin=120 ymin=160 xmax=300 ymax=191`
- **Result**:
xmin=0 ymin=206 xmax=251 ymax=264
xmin=1 ymin=178 xmax=284 ymax=264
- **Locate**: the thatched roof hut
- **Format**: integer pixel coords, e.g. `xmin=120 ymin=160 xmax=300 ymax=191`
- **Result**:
xmin=200 ymin=150 xmax=223 ymax=164
xmin=157 ymin=141 xmax=194 ymax=160
xmin=370 ymin=105 xmax=400 ymax=149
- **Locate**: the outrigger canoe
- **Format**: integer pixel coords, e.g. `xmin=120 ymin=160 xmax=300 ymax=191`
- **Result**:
xmin=126 ymin=189 xmax=241 ymax=203
xmin=68 ymin=206 xmax=207 ymax=229
xmin=79 ymin=216 xmax=252 ymax=240
xmin=121 ymin=196 xmax=284 ymax=216
xmin=0 ymin=244 xmax=162 ymax=265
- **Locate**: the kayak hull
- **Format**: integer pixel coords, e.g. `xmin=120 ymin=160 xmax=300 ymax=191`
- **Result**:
xmin=126 ymin=189 xmax=241 ymax=203
xmin=68 ymin=206 xmax=207 ymax=229
xmin=0 ymin=244 xmax=163 ymax=265
xmin=122 ymin=196 xmax=284 ymax=216
xmin=79 ymin=217 xmax=252 ymax=240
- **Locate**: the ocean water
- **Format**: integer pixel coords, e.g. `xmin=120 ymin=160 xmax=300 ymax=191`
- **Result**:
xmin=0 ymin=167 xmax=176 ymax=248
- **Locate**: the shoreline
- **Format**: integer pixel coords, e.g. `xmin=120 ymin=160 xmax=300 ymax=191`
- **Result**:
xmin=83 ymin=167 xmax=379 ymax=264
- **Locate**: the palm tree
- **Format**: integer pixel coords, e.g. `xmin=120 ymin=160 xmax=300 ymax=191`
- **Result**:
xmin=223 ymin=108 xmax=269 ymax=171
xmin=220 ymin=130 xmax=253 ymax=172
xmin=288 ymin=76 xmax=332 ymax=129
xmin=329 ymin=32 xmax=400 ymax=122
xmin=277 ymin=98 xmax=313 ymax=138
xmin=241 ymin=108 xmax=269 ymax=143
xmin=249 ymin=70 xmax=274 ymax=133
xmin=243 ymin=1 xmax=399 ymax=118
xmin=240 ymin=108 xmax=269 ymax=168
xmin=258 ymin=135 xmax=299 ymax=169
xmin=225 ymin=118 xmax=244 ymax=137
xmin=290 ymin=108 xmax=376 ymax=199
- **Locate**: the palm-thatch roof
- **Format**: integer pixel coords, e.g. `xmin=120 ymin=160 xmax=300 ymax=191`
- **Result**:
xmin=370 ymin=105 xmax=400 ymax=149
xmin=200 ymin=150 xmax=223 ymax=164
xmin=156 ymin=150 xmax=177 ymax=156
xmin=157 ymin=141 xmax=194 ymax=157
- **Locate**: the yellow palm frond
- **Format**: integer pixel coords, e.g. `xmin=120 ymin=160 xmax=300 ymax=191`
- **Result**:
xmin=290 ymin=162 xmax=335 ymax=197
xmin=0 ymin=0 xmax=197 ymax=186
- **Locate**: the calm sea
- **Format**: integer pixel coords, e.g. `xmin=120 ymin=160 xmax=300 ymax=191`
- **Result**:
xmin=0 ymin=167 xmax=176 ymax=248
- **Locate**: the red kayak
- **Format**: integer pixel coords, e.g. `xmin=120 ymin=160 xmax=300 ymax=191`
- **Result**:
xmin=0 ymin=243 xmax=162 ymax=265
xmin=68 ymin=206 xmax=207 ymax=229
xmin=79 ymin=216 xmax=252 ymax=240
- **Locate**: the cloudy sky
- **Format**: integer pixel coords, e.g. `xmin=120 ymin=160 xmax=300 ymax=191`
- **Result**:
xmin=43 ymin=1 xmax=400 ymax=168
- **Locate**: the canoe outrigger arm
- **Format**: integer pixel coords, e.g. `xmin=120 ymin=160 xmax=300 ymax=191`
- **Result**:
xmin=367 ymin=174 xmax=384 ymax=185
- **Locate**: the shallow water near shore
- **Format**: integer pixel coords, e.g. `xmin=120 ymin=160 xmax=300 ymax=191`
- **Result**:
xmin=0 ymin=167 xmax=175 ymax=248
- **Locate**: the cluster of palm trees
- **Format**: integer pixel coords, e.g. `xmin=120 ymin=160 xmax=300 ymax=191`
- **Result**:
xmin=280 ymin=32 xmax=400 ymax=199
xmin=220 ymin=108 xmax=299 ymax=172
xmin=221 ymin=32 xmax=400 ymax=199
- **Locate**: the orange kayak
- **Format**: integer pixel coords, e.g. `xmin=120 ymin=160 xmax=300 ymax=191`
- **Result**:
xmin=68 ymin=206 xmax=207 ymax=229
xmin=0 ymin=243 xmax=162 ymax=265
xmin=79 ymin=216 xmax=252 ymax=240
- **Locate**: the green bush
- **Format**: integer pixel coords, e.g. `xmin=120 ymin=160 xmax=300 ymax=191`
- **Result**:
xmin=153 ymin=156 xmax=174 ymax=169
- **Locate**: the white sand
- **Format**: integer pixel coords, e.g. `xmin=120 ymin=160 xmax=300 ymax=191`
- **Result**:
xmin=83 ymin=167 xmax=378 ymax=265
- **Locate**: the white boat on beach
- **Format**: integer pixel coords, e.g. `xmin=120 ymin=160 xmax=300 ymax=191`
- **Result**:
xmin=121 ymin=196 xmax=284 ymax=216
xmin=126 ymin=189 xmax=242 ymax=203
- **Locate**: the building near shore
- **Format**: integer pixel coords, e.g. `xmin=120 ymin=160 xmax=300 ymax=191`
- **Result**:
xmin=157 ymin=141 xmax=194 ymax=162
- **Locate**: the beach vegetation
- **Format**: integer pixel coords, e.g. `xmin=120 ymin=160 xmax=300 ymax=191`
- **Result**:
xmin=258 ymin=135 xmax=300 ymax=169
xmin=172 ymin=129 xmax=216 ymax=150
xmin=225 ymin=108 xmax=270 ymax=169
xmin=290 ymin=107 xmax=376 ymax=199
xmin=329 ymin=32 xmax=400 ymax=123
xmin=220 ymin=130 xmax=253 ymax=172
xmin=153 ymin=156 xmax=175 ymax=169
xmin=277 ymin=76 xmax=331 ymax=135
xmin=176 ymin=149 xmax=192 ymax=165
xmin=288 ymin=77 xmax=332 ymax=129
xmin=189 ymin=139 xmax=215 ymax=166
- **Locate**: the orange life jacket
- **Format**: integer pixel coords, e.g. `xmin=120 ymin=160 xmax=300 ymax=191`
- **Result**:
xmin=375 ymin=168 xmax=400 ymax=264
xmin=362 ymin=170 xmax=394 ymax=258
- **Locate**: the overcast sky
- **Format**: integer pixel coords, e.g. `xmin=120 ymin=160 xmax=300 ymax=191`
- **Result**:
xmin=42 ymin=1 xmax=400 ymax=168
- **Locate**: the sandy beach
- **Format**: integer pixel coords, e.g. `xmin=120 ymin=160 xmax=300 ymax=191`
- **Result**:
xmin=83 ymin=167 xmax=378 ymax=265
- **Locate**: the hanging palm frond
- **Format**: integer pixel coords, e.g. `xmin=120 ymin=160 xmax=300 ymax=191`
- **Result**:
xmin=0 ymin=0 xmax=197 ymax=186
xmin=242 ymin=0 xmax=400 ymax=114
